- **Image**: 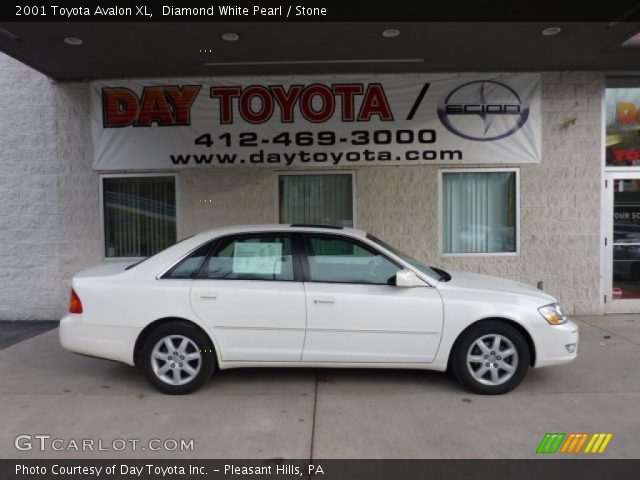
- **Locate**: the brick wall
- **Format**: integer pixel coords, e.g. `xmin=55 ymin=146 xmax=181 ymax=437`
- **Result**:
xmin=0 ymin=53 xmax=101 ymax=320
xmin=0 ymin=51 xmax=603 ymax=319
xmin=355 ymin=73 xmax=603 ymax=314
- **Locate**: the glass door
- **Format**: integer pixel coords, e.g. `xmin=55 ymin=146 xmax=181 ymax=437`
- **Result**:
xmin=609 ymin=173 xmax=640 ymax=312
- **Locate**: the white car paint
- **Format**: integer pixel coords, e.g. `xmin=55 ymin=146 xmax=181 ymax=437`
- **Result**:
xmin=191 ymin=279 xmax=306 ymax=362
xmin=60 ymin=224 xmax=578 ymax=379
xmin=301 ymin=282 xmax=443 ymax=363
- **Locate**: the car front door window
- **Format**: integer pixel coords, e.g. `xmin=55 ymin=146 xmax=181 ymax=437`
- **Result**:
xmin=305 ymin=235 xmax=399 ymax=285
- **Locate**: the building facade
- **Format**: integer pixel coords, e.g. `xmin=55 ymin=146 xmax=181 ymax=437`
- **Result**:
xmin=0 ymin=52 xmax=608 ymax=319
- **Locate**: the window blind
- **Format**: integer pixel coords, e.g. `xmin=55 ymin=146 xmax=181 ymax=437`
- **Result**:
xmin=442 ymin=171 xmax=516 ymax=254
xmin=103 ymin=176 xmax=176 ymax=257
xmin=278 ymin=174 xmax=353 ymax=227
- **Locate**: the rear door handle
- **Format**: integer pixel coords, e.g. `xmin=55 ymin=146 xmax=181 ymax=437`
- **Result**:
xmin=198 ymin=292 xmax=218 ymax=299
xmin=313 ymin=297 xmax=335 ymax=305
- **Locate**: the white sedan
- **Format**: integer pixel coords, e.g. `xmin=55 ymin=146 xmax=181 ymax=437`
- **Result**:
xmin=60 ymin=224 xmax=578 ymax=395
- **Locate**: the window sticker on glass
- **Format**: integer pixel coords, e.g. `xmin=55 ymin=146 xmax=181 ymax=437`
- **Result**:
xmin=233 ymin=242 xmax=283 ymax=275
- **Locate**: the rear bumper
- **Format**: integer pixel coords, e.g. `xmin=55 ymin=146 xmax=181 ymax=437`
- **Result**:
xmin=532 ymin=319 xmax=579 ymax=368
xmin=59 ymin=314 xmax=140 ymax=366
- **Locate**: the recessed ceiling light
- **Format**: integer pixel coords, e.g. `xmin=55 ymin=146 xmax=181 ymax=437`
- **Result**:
xmin=382 ymin=29 xmax=400 ymax=38
xmin=221 ymin=33 xmax=240 ymax=42
xmin=541 ymin=27 xmax=562 ymax=36
xmin=64 ymin=37 xmax=83 ymax=46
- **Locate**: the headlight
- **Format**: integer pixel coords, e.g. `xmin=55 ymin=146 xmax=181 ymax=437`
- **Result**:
xmin=538 ymin=303 xmax=568 ymax=325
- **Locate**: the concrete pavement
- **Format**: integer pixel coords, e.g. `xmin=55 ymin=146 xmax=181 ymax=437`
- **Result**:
xmin=0 ymin=316 xmax=639 ymax=459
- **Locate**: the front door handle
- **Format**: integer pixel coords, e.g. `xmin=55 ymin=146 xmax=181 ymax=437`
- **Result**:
xmin=198 ymin=292 xmax=218 ymax=299
xmin=313 ymin=297 xmax=335 ymax=305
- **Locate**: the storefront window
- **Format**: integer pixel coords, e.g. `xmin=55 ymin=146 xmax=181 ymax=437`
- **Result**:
xmin=612 ymin=179 xmax=640 ymax=300
xmin=606 ymin=86 xmax=640 ymax=167
xmin=102 ymin=176 xmax=176 ymax=258
xmin=441 ymin=170 xmax=518 ymax=254
xmin=278 ymin=173 xmax=354 ymax=227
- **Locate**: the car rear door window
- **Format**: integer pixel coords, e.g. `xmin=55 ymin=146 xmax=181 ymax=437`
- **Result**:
xmin=200 ymin=235 xmax=294 ymax=281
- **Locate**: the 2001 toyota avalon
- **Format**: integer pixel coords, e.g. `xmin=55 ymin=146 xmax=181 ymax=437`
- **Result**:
xmin=60 ymin=224 xmax=578 ymax=395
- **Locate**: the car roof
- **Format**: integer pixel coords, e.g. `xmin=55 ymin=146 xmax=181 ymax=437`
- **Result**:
xmin=192 ymin=224 xmax=368 ymax=241
xmin=117 ymin=224 xmax=373 ymax=280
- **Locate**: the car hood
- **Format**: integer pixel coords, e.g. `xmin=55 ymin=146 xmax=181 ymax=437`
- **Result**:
xmin=440 ymin=270 xmax=556 ymax=304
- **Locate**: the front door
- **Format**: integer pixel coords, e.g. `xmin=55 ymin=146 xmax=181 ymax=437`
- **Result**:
xmin=300 ymin=233 xmax=444 ymax=363
xmin=190 ymin=233 xmax=306 ymax=361
xmin=607 ymin=173 xmax=640 ymax=312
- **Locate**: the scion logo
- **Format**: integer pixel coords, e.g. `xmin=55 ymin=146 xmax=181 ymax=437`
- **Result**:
xmin=437 ymin=80 xmax=529 ymax=141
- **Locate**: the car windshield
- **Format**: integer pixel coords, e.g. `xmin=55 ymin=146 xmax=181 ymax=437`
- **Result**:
xmin=366 ymin=234 xmax=447 ymax=281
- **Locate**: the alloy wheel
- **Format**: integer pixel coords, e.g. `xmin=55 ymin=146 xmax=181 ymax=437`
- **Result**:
xmin=466 ymin=334 xmax=519 ymax=386
xmin=150 ymin=335 xmax=202 ymax=386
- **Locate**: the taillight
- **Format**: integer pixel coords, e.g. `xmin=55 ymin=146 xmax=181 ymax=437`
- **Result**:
xmin=69 ymin=288 xmax=83 ymax=314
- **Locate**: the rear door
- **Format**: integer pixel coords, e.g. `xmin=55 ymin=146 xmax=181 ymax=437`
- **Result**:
xmin=300 ymin=233 xmax=444 ymax=363
xmin=190 ymin=233 xmax=306 ymax=362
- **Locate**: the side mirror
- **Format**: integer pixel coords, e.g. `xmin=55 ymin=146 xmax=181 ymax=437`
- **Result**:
xmin=395 ymin=269 xmax=427 ymax=288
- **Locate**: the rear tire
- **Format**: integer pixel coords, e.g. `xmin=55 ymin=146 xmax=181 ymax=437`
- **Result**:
xmin=140 ymin=321 xmax=216 ymax=395
xmin=451 ymin=321 xmax=530 ymax=395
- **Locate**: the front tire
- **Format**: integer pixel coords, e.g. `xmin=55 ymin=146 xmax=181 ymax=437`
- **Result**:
xmin=451 ymin=321 xmax=530 ymax=395
xmin=140 ymin=322 xmax=216 ymax=395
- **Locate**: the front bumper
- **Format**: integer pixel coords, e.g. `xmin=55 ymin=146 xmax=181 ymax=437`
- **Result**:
xmin=532 ymin=319 xmax=579 ymax=368
xmin=59 ymin=314 xmax=139 ymax=366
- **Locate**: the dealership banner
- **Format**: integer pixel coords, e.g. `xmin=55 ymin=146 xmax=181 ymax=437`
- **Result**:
xmin=90 ymin=73 xmax=541 ymax=170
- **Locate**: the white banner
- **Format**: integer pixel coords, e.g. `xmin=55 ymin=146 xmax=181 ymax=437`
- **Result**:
xmin=91 ymin=73 xmax=541 ymax=170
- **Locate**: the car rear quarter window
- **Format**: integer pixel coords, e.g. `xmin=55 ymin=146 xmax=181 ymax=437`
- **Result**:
xmin=161 ymin=242 xmax=213 ymax=279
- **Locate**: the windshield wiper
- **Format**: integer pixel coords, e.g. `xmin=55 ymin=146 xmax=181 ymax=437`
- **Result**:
xmin=431 ymin=267 xmax=451 ymax=282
